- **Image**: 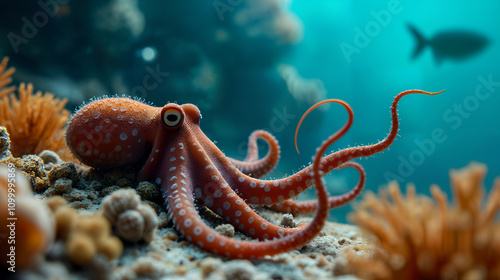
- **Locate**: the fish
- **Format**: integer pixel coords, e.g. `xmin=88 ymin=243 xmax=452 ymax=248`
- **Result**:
xmin=408 ymin=24 xmax=489 ymax=65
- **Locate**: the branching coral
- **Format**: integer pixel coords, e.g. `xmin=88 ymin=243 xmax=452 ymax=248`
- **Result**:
xmin=101 ymin=189 xmax=159 ymax=243
xmin=0 ymin=57 xmax=16 ymax=98
xmin=0 ymin=164 xmax=55 ymax=268
xmin=0 ymin=57 xmax=72 ymax=161
xmin=344 ymin=162 xmax=500 ymax=280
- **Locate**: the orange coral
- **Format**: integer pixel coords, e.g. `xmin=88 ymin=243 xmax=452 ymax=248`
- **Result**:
xmin=0 ymin=57 xmax=16 ymax=98
xmin=345 ymin=162 xmax=500 ymax=280
xmin=0 ymin=57 xmax=73 ymax=161
xmin=46 ymin=196 xmax=124 ymax=266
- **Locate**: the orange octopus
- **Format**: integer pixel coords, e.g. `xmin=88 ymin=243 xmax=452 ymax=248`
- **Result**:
xmin=66 ymin=89 xmax=442 ymax=259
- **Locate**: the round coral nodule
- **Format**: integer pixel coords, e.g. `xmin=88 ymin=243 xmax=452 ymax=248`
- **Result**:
xmin=116 ymin=209 xmax=145 ymax=242
xmin=67 ymin=234 xmax=97 ymax=266
xmin=97 ymin=236 xmax=124 ymax=261
xmin=102 ymin=189 xmax=141 ymax=224
xmin=83 ymin=215 xmax=111 ymax=243
xmin=46 ymin=195 xmax=68 ymax=212
xmin=55 ymin=207 xmax=77 ymax=240
xmin=137 ymin=204 xmax=159 ymax=243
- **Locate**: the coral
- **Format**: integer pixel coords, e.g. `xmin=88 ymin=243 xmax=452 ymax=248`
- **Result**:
xmin=46 ymin=196 xmax=123 ymax=266
xmin=61 ymin=188 xmax=99 ymax=210
xmin=66 ymin=233 xmax=96 ymax=265
xmin=46 ymin=195 xmax=69 ymax=213
xmin=0 ymin=82 xmax=71 ymax=159
xmin=88 ymin=0 xmax=145 ymax=58
xmin=101 ymin=189 xmax=159 ymax=242
xmin=0 ymin=134 xmax=83 ymax=193
xmin=67 ymin=215 xmax=123 ymax=265
xmin=0 ymin=164 xmax=55 ymax=268
xmin=158 ymin=212 xmax=170 ymax=228
xmin=233 ymin=0 xmax=303 ymax=44
xmin=47 ymin=162 xmax=78 ymax=186
xmin=0 ymin=57 xmax=72 ymax=161
xmin=101 ymin=189 xmax=140 ymax=223
xmin=280 ymin=213 xmax=299 ymax=228
xmin=0 ymin=131 xmax=60 ymax=191
xmin=0 ymin=57 xmax=16 ymax=98
xmin=46 ymin=178 xmax=73 ymax=196
xmin=38 ymin=150 xmax=62 ymax=165
xmin=38 ymin=150 xmax=63 ymax=171
xmin=222 ymin=260 xmax=259 ymax=280
xmin=116 ymin=209 xmax=145 ymax=241
xmin=0 ymin=126 xmax=11 ymax=159
xmin=112 ymin=256 xmax=173 ymax=280
xmin=137 ymin=204 xmax=159 ymax=242
xmin=345 ymin=162 xmax=500 ymax=280
xmin=53 ymin=204 xmax=77 ymax=239
xmin=215 ymin=224 xmax=235 ymax=238
xmin=136 ymin=181 xmax=161 ymax=203
xmin=277 ymin=64 xmax=327 ymax=108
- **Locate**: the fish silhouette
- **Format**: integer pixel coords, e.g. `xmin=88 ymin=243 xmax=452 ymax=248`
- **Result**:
xmin=408 ymin=24 xmax=489 ymax=65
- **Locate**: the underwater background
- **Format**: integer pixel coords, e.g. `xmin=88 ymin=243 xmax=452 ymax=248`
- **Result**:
xmin=1 ymin=0 xmax=499 ymax=223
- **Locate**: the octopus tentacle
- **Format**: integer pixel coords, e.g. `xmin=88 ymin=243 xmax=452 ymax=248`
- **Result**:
xmin=228 ymin=130 xmax=280 ymax=178
xmin=208 ymin=90 xmax=443 ymax=205
xmin=66 ymin=89 xmax=443 ymax=259
xmin=269 ymin=161 xmax=366 ymax=214
xmin=164 ymin=139 xmax=330 ymax=259
xmin=191 ymin=139 xmax=306 ymax=241
xmin=204 ymin=99 xmax=353 ymax=205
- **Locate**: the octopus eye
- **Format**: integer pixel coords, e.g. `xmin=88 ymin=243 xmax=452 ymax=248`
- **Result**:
xmin=163 ymin=108 xmax=182 ymax=127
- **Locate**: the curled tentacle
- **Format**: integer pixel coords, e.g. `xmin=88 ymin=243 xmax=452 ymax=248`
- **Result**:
xmin=210 ymin=90 xmax=444 ymax=206
xmin=228 ymin=130 xmax=280 ymax=178
xmin=269 ymin=161 xmax=366 ymax=215
xmin=205 ymin=99 xmax=354 ymax=205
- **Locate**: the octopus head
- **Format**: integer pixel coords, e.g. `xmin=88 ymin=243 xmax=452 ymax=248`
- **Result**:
xmin=66 ymin=98 xmax=202 ymax=169
xmin=66 ymin=97 xmax=158 ymax=168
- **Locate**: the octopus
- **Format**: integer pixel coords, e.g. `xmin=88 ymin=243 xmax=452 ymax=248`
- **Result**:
xmin=66 ymin=89 xmax=442 ymax=259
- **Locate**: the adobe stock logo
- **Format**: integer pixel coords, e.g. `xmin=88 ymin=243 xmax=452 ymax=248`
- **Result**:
xmin=7 ymin=0 xmax=70 ymax=53
xmin=384 ymin=74 xmax=500 ymax=184
xmin=213 ymin=0 xmax=243 ymax=21
xmin=236 ymin=106 xmax=296 ymax=156
xmin=130 ymin=64 xmax=170 ymax=99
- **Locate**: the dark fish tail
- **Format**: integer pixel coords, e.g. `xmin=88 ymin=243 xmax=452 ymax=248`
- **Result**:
xmin=408 ymin=24 xmax=427 ymax=59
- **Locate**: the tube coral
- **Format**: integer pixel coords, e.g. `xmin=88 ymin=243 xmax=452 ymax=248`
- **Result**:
xmin=344 ymin=162 xmax=500 ymax=280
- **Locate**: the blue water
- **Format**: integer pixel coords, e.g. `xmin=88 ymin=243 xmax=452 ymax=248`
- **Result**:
xmin=274 ymin=0 xmax=500 ymax=221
